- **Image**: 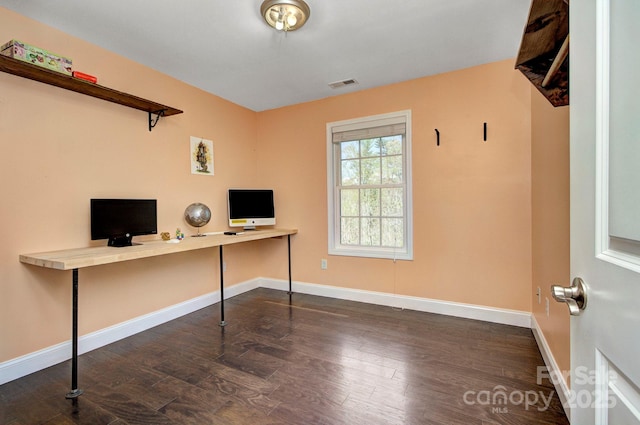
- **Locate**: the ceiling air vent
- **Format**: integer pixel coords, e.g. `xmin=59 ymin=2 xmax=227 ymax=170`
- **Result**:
xmin=328 ymin=78 xmax=359 ymax=89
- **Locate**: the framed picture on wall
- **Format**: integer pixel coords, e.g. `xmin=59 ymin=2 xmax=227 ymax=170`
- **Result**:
xmin=190 ymin=136 xmax=214 ymax=175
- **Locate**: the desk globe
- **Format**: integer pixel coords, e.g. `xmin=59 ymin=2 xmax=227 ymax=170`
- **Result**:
xmin=184 ymin=203 xmax=211 ymax=236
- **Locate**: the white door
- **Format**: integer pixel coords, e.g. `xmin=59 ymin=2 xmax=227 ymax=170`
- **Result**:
xmin=568 ymin=0 xmax=640 ymax=423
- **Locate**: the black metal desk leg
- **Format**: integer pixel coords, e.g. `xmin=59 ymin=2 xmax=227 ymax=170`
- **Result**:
xmin=219 ymin=246 xmax=226 ymax=327
xmin=287 ymin=235 xmax=293 ymax=295
xmin=65 ymin=268 xmax=83 ymax=399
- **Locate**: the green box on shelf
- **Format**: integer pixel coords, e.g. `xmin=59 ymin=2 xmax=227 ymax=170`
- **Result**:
xmin=0 ymin=39 xmax=72 ymax=76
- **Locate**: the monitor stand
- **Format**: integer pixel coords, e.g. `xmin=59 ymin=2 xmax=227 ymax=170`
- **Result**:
xmin=108 ymin=234 xmax=134 ymax=247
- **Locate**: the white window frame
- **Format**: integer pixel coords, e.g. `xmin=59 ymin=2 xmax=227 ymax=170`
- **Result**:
xmin=326 ymin=110 xmax=413 ymax=260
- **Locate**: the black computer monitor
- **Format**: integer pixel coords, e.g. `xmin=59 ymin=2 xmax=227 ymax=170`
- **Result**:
xmin=90 ymin=199 xmax=157 ymax=247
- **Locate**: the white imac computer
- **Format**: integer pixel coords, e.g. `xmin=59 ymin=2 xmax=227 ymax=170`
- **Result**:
xmin=227 ymin=189 xmax=275 ymax=230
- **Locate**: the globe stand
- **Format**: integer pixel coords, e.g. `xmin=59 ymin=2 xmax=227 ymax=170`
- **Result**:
xmin=191 ymin=228 xmax=206 ymax=237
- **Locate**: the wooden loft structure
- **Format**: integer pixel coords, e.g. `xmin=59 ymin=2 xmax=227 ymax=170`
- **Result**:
xmin=515 ymin=0 xmax=569 ymax=107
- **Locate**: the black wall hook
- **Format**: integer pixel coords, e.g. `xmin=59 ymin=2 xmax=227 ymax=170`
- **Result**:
xmin=483 ymin=122 xmax=487 ymax=142
xmin=435 ymin=129 xmax=440 ymax=146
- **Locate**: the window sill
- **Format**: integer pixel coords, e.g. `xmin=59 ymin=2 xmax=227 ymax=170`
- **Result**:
xmin=329 ymin=246 xmax=413 ymax=261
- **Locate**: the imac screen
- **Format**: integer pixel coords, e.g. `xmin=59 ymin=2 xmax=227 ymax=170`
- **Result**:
xmin=227 ymin=189 xmax=275 ymax=229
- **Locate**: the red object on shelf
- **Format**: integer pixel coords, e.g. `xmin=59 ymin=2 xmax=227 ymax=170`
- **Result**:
xmin=72 ymin=71 xmax=97 ymax=83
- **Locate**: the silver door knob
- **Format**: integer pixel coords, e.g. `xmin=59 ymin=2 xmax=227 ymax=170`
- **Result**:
xmin=551 ymin=277 xmax=588 ymax=316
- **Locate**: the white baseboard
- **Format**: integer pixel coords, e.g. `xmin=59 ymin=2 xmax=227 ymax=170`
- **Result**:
xmin=260 ymin=278 xmax=532 ymax=328
xmin=1 ymin=277 xmax=531 ymax=385
xmin=0 ymin=278 xmax=261 ymax=385
xmin=531 ymin=315 xmax=571 ymax=421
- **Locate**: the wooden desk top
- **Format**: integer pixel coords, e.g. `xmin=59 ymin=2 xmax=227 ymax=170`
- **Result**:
xmin=19 ymin=228 xmax=297 ymax=271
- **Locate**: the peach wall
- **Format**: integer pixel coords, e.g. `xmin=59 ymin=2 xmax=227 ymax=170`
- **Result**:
xmin=0 ymin=8 xmax=267 ymax=362
xmin=256 ymin=59 xmax=533 ymax=311
xmin=530 ymin=87 xmax=571 ymax=382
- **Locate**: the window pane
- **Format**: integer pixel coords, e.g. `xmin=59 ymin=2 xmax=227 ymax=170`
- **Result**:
xmin=360 ymin=138 xmax=381 ymax=157
xmin=341 ymin=141 xmax=359 ymax=159
xmin=382 ymin=155 xmax=403 ymax=184
xmin=328 ymin=111 xmax=411 ymax=260
xmin=361 ymin=158 xmax=380 ymax=185
xmin=382 ymin=218 xmax=404 ymax=247
xmin=381 ymin=188 xmax=403 ymax=217
xmin=361 ymin=218 xmax=380 ymax=246
xmin=341 ymin=189 xmax=359 ymax=216
xmin=381 ymin=135 xmax=402 ymax=155
xmin=341 ymin=160 xmax=360 ymax=185
xmin=360 ymin=188 xmax=380 ymax=216
xmin=341 ymin=217 xmax=359 ymax=245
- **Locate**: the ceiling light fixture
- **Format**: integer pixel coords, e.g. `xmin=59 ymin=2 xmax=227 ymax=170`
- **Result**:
xmin=261 ymin=0 xmax=310 ymax=32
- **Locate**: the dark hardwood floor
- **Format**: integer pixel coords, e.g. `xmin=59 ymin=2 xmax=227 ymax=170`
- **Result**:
xmin=0 ymin=288 xmax=569 ymax=424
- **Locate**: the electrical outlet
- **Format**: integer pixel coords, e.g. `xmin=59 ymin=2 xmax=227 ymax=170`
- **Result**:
xmin=223 ymin=261 xmax=227 ymax=272
xmin=537 ymin=287 xmax=541 ymax=304
xmin=545 ymin=297 xmax=550 ymax=317
xmin=321 ymin=259 xmax=327 ymax=270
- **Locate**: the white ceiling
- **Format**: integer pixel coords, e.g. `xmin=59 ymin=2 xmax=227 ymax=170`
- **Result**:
xmin=1 ymin=0 xmax=531 ymax=112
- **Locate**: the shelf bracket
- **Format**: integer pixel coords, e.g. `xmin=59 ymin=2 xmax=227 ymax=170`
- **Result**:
xmin=148 ymin=110 xmax=166 ymax=131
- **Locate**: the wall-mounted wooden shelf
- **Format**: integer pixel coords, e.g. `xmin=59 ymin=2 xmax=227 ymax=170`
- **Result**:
xmin=515 ymin=0 xmax=569 ymax=107
xmin=0 ymin=55 xmax=183 ymax=130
